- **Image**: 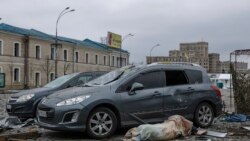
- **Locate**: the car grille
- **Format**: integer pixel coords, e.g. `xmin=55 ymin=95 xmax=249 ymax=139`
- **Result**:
xmin=39 ymin=116 xmax=54 ymax=124
xmin=38 ymin=106 xmax=55 ymax=124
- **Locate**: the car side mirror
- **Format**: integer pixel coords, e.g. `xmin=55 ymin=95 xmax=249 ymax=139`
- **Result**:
xmin=129 ymin=82 xmax=144 ymax=95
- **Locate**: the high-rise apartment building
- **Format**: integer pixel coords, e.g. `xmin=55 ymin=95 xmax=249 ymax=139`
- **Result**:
xmin=209 ymin=53 xmax=220 ymax=73
xmin=146 ymin=41 xmax=209 ymax=70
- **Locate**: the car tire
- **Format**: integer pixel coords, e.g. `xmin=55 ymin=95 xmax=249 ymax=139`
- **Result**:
xmin=86 ymin=107 xmax=117 ymax=139
xmin=194 ymin=102 xmax=214 ymax=128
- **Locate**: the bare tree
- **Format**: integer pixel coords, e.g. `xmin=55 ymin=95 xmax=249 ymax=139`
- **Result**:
xmin=41 ymin=56 xmax=54 ymax=83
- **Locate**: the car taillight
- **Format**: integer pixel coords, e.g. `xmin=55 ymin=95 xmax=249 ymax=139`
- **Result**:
xmin=211 ymin=85 xmax=222 ymax=98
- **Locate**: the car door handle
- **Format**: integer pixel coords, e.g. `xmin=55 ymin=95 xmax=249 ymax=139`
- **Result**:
xmin=152 ymin=91 xmax=161 ymax=97
xmin=187 ymin=87 xmax=195 ymax=91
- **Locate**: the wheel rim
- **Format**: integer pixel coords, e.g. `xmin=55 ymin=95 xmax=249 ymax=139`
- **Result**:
xmin=89 ymin=112 xmax=113 ymax=136
xmin=198 ymin=105 xmax=212 ymax=126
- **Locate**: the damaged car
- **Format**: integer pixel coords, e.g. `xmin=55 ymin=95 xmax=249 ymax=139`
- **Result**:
xmin=37 ymin=63 xmax=222 ymax=139
xmin=6 ymin=71 xmax=106 ymax=119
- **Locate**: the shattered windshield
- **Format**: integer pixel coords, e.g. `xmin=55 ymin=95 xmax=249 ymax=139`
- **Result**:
xmin=85 ymin=65 xmax=139 ymax=86
xmin=44 ymin=73 xmax=78 ymax=88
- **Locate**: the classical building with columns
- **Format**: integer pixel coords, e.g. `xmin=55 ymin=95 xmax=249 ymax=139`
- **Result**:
xmin=0 ymin=23 xmax=129 ymax=90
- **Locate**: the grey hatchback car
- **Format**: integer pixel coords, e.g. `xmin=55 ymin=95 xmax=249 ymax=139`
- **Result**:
xmin=6 ymin=71 xmax=106 ymax=119
xmin=37 ymin=63 xmax=222 ymax=139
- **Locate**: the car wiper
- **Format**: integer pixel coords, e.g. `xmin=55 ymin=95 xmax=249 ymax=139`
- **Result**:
xmin=81 ymin=84 xmax=92 ymax=87
xmin=104 ymin=71 xmax=124 ymax=85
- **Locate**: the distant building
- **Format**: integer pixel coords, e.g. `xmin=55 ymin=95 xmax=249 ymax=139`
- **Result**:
xmin=0 ymin=23 xmax=129 ymax=90
xmin=208 ymin=53 xmax=220 ymax=73
xmin=146 ymin=41 xmax=209 ymax=70
xmin=220 ymin=61 xmax=248 ymax=73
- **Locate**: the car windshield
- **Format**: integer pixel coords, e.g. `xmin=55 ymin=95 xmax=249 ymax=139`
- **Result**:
xmin=85 ymin=65 xmax=140 ymax=86
xmin=44 ymin=73 xmax=78 ymax=88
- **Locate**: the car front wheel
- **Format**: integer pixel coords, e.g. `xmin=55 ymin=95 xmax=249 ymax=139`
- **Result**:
xmin=86 ymin=107 xmax=117 ymax=139
xmin=194 ymin=102 xmax=214 ymax=128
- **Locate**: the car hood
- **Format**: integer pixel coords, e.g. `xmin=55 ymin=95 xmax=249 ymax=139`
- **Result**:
xmin=14 ymin=87 xmax=52 ymax=97
xmin=47 ymin=86 xmax=105 ymax=100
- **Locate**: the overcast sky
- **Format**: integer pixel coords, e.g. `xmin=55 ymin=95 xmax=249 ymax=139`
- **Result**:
xmin=1 ymin=0 xmax=250 ymax=64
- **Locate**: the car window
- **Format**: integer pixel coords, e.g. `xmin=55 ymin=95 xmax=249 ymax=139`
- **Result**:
xmin=120 ymin=71 xmax=165 ymax=92
xmin=78 ymin=75 xmax=93 ymax=84
xmin=185 ymin=69 xmax=203 ymax=84
xmin=165 ymin=70 xmax=188 ymax=86
xmin=86 ymin=65 xmax=140 ymax=86
xmin=44 ymin=73 xmax=78 ymax=88
xmin=70 ymin=75 xmax=93 ymax=86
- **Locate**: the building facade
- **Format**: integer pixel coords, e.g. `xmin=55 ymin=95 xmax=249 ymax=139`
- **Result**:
xmin=208 ymin=53 xmax=220 ymax=73
xmin=146 ymin=41 xmax=209 ymax=70
xmin=220 ymin=61 xmax=248 ymax=73
xmin=0 ymin=23 xmax=129 ymax=90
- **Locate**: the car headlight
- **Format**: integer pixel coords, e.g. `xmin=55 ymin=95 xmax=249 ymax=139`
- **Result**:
xmin=16 ymin=94 xmax=35 ymax=103
xmin=56 ymin=95 xmax=90 ymax=107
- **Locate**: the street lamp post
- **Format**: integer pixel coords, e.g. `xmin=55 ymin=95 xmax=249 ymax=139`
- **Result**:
xmin=120 ymin=33 xmax=134 ymax=67
xmin=149 ymin=44 xmax=160 ymax=64
xmin=54 ymin=7 xmax=75 ymax=78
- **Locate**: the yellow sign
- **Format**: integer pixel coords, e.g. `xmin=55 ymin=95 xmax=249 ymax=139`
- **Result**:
xmin=107 ymin=32 xmax=122 ymax=49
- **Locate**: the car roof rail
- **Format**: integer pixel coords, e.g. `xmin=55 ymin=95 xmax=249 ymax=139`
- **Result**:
xmin=149 ymin=62 xmax=201 ymax=67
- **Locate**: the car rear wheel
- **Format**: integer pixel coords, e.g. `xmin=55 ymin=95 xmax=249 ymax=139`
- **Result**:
xmin=194 ymin=102 xmax=214 ymax=128
xmin=86 ymin=107 xmax=117 ymax=139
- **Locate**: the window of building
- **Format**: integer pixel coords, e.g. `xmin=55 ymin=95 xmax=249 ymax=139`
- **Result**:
xmin=104 ymin=56 xmax=106 ymax=65
xmin=14 ymin=42 xmax=21 ymax=57
xmin=74 ymin=52 xmax=79 ymax=63
xmin=0 ymin=40 xmax=3 ymax=55
xmin=109 ymin=55 xmax=111 ymax=66
xmin=117 ymin=57 xmax=119 ymax=67
xmin=13 ymin=68 xmax=20 ymax=82
xmin=112 ymin=56 xmax=115 ymax=67
xmin=35 ymin=72 xmax=41 ymax=87
xmin=51 ymin=47 xmax=56 ymax=60
xmin=124 ymin=58 xmax=127 ymax=66
xmin=95 ymin=55 xmax=98 ymax=64
xmin=85 ymin=53 xmax=89 ymax=64
xmin=35 ymin=45 xmax=41 ymax=59
xmin=50 ymin=73 xmax=55 ymax=82
xmin=63 ymin=50 xmax=68 ymax=61
xmin=165 ymin=70 xmax=188 ymax=86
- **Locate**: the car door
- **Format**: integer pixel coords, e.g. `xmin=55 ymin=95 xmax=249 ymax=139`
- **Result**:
xmin=163 ymin=69 xmax=194 ymax=117
xmin=118 ymin=70 xmax=165 ymax=124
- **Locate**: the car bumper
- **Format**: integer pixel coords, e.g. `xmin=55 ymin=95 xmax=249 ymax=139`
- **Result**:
xmin=38 ymin=119 xmax=86 ymax=132
xmin=37 ymin=103 xmax=90 ymax=132
xmin=6 ymin=101 xmax=35 ymax=118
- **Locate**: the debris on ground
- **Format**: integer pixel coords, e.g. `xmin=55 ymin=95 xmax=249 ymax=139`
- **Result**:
xmin=0 ymin=117 xmax=40 ymax=141
xmin=195 ymin=128 xmax=207 ymax=135
xmin=0 ymin=125 xmax=41 ymax=141
xmin=206 ymin=130 xmax=227 ymax=138
xmin=242 ymin=126 xmax=250 ymax=131
xmin=0 ymin=117 xmax=35 ymax=132
xmin=224 ymin=114 xmax=250 ymax=122
xmin=123 ymin=115 xmax=194 ymax=141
